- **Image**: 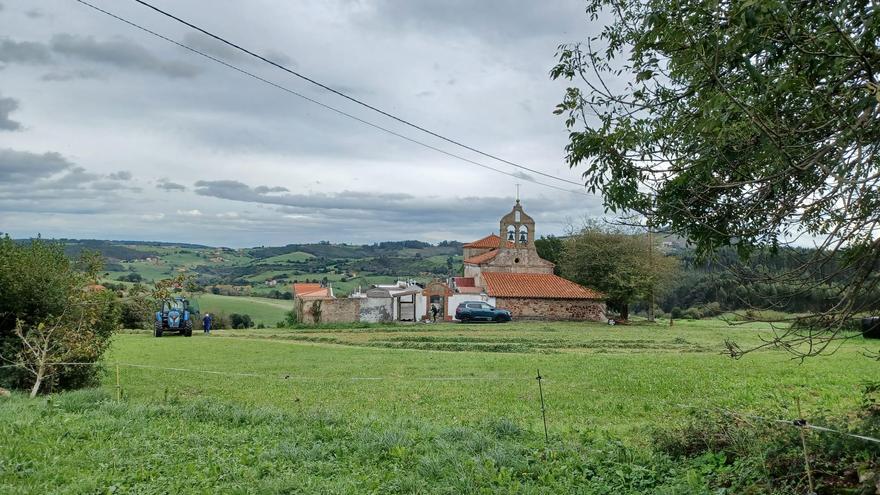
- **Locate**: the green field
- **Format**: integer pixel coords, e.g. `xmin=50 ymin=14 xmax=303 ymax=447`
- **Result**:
xmin=255 ymin=251 xmax=315 ymax=264
xmin=3 ymin=319 xmax=879 ymax=493
xmin=192 ymin=294 xmax=292 ymax=326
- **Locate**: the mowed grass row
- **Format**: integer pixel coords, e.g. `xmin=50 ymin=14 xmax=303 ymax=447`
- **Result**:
xmin=105 ymin=320 xmax=880 ymax=440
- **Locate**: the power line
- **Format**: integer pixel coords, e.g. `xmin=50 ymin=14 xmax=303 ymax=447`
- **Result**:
xmin=125 ymin=0 xmax=586 ymax=189
xmin=72 ymin=0 xmax=590 ymax=197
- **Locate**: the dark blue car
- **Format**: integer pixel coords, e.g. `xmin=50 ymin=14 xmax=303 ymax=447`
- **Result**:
xmin=455 ymin=301 xmax=512 ymax=323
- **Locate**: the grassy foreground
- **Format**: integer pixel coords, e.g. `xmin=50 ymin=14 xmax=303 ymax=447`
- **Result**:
xmin=2 ymin=319 xmax=879 ymax=493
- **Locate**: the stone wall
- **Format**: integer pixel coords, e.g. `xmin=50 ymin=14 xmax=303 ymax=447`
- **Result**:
xmin=463 ymin=246 xmax=495 ymax=260
xmin=310 ymin=298 xmax=360 ymax=324
xmin=494 ymin=297 xmax=606 ymax=321
xmin=485 ymin=247 xmax=555 ymax=274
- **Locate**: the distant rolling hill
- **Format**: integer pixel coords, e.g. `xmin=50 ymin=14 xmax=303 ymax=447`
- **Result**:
xmin=35 ymin=238 xmax=464 ymax=298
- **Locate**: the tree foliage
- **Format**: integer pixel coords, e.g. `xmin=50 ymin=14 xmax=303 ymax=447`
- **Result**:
xmin=535 ymin=235 xmax=565 ymax=274
xmin=552 ymin=0 xmax=880 ymax=355
xmin=0 ymin=237 xmax=119 ymax=395
xmin=559 ymin=224 xmax=679 ymax=320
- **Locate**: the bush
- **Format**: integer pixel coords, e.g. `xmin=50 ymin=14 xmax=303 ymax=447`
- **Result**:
xmin=652 ymin=393 xmax=880 ymax=494
xmin=119 ymin=298 xmax=151 ymax=330
xmin=0 ymin=238 xmax=119 ymax=394
xmin=277 ymin=308 xmax=300 ymax=328
xmin=682 ymin=307 xmax=703 ymax=320
xmin=230 ymin=313 xmax=254 ymax=329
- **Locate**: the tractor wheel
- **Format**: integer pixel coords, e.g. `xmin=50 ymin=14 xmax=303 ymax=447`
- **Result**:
xmin=154 ymin=322 xmax=163 ymax=338
xmin=183 ymin=321 xmax=193 ymax=337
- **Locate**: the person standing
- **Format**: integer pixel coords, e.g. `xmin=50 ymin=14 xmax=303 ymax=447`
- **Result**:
xmin=431 ymin=304 xmax=439 ymax=323
xmin=203 ymin=313 xmax=212 ymax=335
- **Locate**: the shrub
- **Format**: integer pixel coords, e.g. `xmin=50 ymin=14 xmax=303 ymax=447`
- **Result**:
xmin=230 ymin=313 xmax=254 ymax=329
xmin=119 ymin=298 xmax=151 ymax=329
xmin=0 ymin=238 xmax=119 ymax=395
xmin=682 ymin=307 xmax=703 ymax=320
xmin=652 ymin=397 xmax=880 ymax=494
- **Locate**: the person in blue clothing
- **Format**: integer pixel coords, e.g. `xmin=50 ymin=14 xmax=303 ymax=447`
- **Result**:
xmin=202 ymin=313 xmax=212 ymax=334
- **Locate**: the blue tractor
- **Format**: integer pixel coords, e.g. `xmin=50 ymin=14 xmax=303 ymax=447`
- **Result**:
xmin=154 ymin=296 xmax=193 ymax=337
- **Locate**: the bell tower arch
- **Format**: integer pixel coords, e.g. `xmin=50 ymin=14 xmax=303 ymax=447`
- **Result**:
xmin=499 ymin=200 xmax=535 ymax=248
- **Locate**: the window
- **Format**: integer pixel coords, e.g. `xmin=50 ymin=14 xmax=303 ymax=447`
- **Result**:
xmin=480 ymin=303 xmax=492 ymax=310
xmin=466 ymin=303 xmax=481 ymax=309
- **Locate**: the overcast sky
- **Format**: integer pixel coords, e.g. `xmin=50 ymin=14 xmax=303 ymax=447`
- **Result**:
xmin=0 ymin=0 xmax=605 ymax=247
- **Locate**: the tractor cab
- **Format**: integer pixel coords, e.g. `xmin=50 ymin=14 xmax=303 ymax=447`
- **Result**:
xmin=162 ymin=298 xmax=186 ymax=313
xmin=154 ymin=296 xmax=194 ymax=337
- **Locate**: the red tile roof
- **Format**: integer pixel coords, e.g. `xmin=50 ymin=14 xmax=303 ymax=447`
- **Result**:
xmin=482 ymin=272 xmax=605 ymax=300
xmin=464 ymin=249 xmax=499 ymax=265
xmin=453 ymin=277 xmax=476 ymax=287
xmin=293 ymin=283 xmax=331 ymax=298
xmin=463 ymin=234 xmax=513 ymax=249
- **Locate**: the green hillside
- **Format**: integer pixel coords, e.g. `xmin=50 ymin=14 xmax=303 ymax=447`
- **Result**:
xmin=191 ymin=294 xmax=292 ymax=327
xmin=47 ymin=239 xmax=462 ymax=299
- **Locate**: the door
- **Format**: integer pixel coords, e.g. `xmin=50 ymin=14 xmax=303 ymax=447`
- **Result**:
xmin=479 ymin=302 xmax=494 ymax=320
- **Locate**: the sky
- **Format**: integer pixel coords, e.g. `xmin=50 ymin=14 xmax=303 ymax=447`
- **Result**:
xmin=0 ymin=0 xmax=606 ymax=248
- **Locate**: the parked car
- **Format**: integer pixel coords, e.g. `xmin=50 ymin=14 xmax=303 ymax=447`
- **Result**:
xmin=455 ymin=301 xmax=512 ymax=322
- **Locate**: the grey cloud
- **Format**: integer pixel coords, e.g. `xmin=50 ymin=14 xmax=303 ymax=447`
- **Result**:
xmin=26 ymin=9 xmax=46 ymax=19
xmin=0 ymin=38 xmax=52 ymax=64
xmin=193 ymin=180 xmax=594 ymax=227
xmin=254 ymin=185 xmax=289 ymax=194
xmin=0 ymin=149 xmax=144 ymax=215
xmin=510 ymin=171 xmax=536 ymax=182
xmin=0 ymin=148 xmax=72 ymax=182
xmin=108 ymin=170 xmax=132 ymax=180
xmin=41 ymin=69 xmax=103 ymax=82
xmin=182 ymin=32 xmax=249 ymax=63
xmin=263 ymin=50 xmax=294 ymax=67
xmin=50 ymin=34 xmax=202 ymax=78
xmin=0 ymin=94 xmax=21 ymax=131
xmin=157 ymin=178 xmax=187 ymax=191
xmin=181 ymin=32 xmax=295 ymax=68
xmin=361 ymin=0 xmax=584 ymax=42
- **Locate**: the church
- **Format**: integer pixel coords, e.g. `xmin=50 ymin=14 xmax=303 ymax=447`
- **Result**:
xmin=450 ymin=200 xmax=606 ymax=321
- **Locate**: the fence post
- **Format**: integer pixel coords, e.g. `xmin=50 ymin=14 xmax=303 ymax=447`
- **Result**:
xmin=536 ymin=369 xmax=549 ymax=443
xmin=795 ymin=396 xmax=815 ymax=495
xmin=115 ymin=364 xmax=121 ymax=402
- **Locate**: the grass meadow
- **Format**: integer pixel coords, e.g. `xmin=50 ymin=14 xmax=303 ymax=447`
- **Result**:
xmin=3 ymin=319 xmax=879 ymax=493
xmin=191 ymin=294 xmax=292 ymax=326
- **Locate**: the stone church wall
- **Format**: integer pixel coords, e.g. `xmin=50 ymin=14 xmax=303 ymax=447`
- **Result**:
xmin=484 ymin=248 xmax=554 ymax=274
xmin=495 ymin=297 xmax=606 ymax=321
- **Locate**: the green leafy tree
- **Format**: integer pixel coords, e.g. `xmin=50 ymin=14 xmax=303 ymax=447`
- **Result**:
xmin=230 ymin=313 xmax=254 ymax=329
xmin=559 ymin=224 xmax=679 ymax=320
xmin=534 ymin=235 xmax=565 ymax=273
xmin=552 ymin=0 xmax=880 ymax=355
xmin=0 ymin=237 xmax=119 ymax=395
